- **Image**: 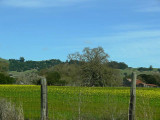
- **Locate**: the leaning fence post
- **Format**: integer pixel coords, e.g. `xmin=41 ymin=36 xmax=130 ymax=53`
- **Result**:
xmin=41 ymin=78 xmax=48 ymax=120
xmin=129 ymin=72 xmax=137 ymax=120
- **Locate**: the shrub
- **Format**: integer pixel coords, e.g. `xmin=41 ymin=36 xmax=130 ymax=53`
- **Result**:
xmin=46 ymin=71 xmax=67 ymax=86
xmin=0 ymin=73 xmax=15 ymax=84
xmin=15 ymin=71 xmax=42 ymax=85
xmin=138 ymin=74 xmax=160 ymax=86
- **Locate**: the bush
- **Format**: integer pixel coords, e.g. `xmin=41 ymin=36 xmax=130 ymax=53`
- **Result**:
xmin=107 ymin=61 xmax=128 ymax=69
xmin=0 ymin=99 xmax=24 ymax=120
xmin=0 ymin=73 xmax=15 ymax=84
xmin=138 ymin=74 xmax=160 ymax=86
xmin=46 ymin=71 xmax=67 ymax=86
xmin=15 ymin=70 xmax=42 ymax=85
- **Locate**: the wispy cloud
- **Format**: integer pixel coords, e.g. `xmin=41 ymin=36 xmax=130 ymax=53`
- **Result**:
xmin=0 ymin=0 xmax=87 ymax=8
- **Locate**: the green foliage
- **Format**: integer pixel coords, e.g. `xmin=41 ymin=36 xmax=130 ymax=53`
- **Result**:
xmin=120 ymin=67 xmax=159 ymax=79
xmin=138 ymin=74 xmax=160 ymax=86
xmin=0 ymin=73 xmax=15 ymax=84
xmin=0 ymin=60 xmax=9 ymax=73
xmin=68 ymin=47 xmax=122 ymax=87
xmin=149 ymin=65 xmax=153 ymax=71
xmin=103 ymin=68 xmax=123 ymax=87
xmin=67 ymin=60 xmax=80 ymax=64
xmin=137 ymin=67 xmax=149 ymax=72
xmin=19 ymin=57 xmax=25 ymax=62
xmin=138 ymin=65 xmax=154 ymax=72
xmin=39 ymin=63 xmax=81 ymax=86
xmin=53 ymin=64 xmax=81 ymax=86
xmin=46 ymin=71 xmax=66 ymax=86
xmin=9 ymin=58 xmax=62 ymax=72
xmin=107 ymin=61 xmax=128 ymax=69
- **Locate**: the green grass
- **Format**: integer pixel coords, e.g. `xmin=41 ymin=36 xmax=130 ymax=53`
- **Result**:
xmin=0 ymin=85 xmax=160 ymax=120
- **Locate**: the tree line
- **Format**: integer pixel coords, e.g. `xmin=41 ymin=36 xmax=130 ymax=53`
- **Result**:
xmin=39 ymin=47 xmax=124 ymax=87
xmin=8 ymin=58 xmax=128 ymax=72
xmin=9 ymin=58 xmax=62 ymax=72
xmin=0 ymin=46 xmax=160 ymax=87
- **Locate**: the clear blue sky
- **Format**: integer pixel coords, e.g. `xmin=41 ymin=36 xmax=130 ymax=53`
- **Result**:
xmin=0 ymin=0 xmax=160 ymax=68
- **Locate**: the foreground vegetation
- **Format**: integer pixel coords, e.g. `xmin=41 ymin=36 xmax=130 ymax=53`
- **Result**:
xmin=0 ymin=85 xmax=160 ymax=120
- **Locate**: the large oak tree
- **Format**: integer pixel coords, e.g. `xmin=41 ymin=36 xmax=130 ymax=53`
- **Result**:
xmin=68 ymin=47 xmax=122 ymax=87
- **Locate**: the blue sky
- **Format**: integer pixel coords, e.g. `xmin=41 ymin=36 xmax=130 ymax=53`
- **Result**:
xmin=0 ymin=0 xmax=160 ymax=68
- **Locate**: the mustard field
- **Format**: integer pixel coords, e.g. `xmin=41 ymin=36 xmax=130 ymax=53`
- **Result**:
xmin=0 ymin=85 xmax=160 ymax=120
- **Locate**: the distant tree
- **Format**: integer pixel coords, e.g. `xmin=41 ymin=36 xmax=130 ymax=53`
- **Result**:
xmin=138 ymin=66 xmax=154 ymax=72
xmin=118 ymin=62 xmax=128 ymax=69
xmin=158 ymin=69 xmax=160 ymax=73
xmin=9 ymin=58 xmax=62 ymax=71
xmin=107 ymin=61 xmax=118 ymax=69
xmin=138 ymin=67 xmax=149 ymax=72
xmin=19 ymin=57 xmax=25 ymax=62
xmin=68 ymin=47 xmax=122 ymax=87
xmin=149 ymin=65 xmax=153 ymax=71
xmin=68 ymin=60 xmax=80 ymax=65
xmin=107 ymin=61 xmax=128 ymax=69
xmin=68 ymin=47 xmax=109 ymax=86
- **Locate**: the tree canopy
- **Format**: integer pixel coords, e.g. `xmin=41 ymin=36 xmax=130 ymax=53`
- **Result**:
xmin=68 ymin=47 xmax=122 ymax=87
xmin=107 ymin=61 xmax=128 ymax=69
xmin=9 ymin=58 xmax=62 ymax=72
xmin=138 ymin=74 xmax=160 ymax=86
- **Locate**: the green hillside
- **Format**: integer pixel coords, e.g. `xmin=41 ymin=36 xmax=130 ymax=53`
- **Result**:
xmin=0 ymin=58 xmax=9 ymax=63
xmin=120 ymin=68 xmax=159 ymax=77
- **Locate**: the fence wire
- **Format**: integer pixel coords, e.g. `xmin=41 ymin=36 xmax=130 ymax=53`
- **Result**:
xmin=0 ymin=85 xmax=160 ymax=120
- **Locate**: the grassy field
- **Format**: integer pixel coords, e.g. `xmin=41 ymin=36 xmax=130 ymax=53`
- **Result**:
xmin=0 ymin=85 xmax=160 ymax=120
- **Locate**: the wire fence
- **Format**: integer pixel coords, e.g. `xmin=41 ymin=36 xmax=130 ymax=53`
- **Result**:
xmin=0 ymin=78 xmax=160 ymax=120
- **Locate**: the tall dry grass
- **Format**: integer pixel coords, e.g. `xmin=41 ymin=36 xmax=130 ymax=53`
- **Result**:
xmin=0 ymin=98 xmax=24 ymax=120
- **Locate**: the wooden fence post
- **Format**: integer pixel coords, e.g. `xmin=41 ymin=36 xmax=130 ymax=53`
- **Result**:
xmin=41 ymin=78 xmax=48 ymax=120
xmin=129 ymin=72 xmax=137 ymax=120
